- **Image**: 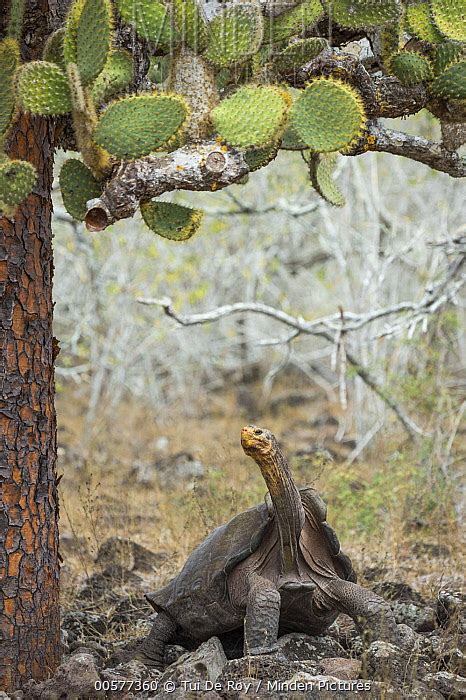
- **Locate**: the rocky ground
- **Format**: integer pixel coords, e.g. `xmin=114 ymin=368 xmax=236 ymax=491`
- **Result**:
xmin=4 ymin=536 xmax=464 ymax=700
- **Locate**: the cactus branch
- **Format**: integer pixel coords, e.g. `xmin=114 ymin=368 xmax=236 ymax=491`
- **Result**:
xmin=84 ymin=141 xmax=248 ymax=230
xmin=366 ymin=123 xmax=466 ymax=178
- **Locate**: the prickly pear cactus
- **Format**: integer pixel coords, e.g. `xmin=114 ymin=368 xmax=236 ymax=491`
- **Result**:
xmin=1 ymin=0 xmax=465 ymax=215
xmin=93 ymin=94 xmax=189 ymax=159
xmin=212 ymin=85 xmax=290 ymax=147
xmin=290 ymin=78 xmax=366 ymax=152
xmin=204 ymin=4 xmax=264 ymax=68
xmin=16 ymin=61 xmax=73 ymax=115
xmin=59 ymin=158 xmax=103 ymax=221
xmin=0 ymin=159 xmax=36 ymax=206
xmin=141 ymin=201 xmax=204 ymax=241
xmin=309 ymin=152 xmax=345 ymax=206
xmin=389 ymin=51 xmax=433 ymax=85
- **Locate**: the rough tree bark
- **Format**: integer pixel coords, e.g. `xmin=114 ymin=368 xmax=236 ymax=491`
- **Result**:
xmin=0 ymin=1 xmax=68 ymax=692
xmin=0 ymin=115 xmax=60 ymax=694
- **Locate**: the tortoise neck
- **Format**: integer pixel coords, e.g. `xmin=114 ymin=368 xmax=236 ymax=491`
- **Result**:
xmin=256 ymin=445 xmax=305 ymax=575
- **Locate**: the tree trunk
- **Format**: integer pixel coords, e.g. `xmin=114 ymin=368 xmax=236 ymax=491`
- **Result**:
xmin=0 ymin=111 xmax=60 ymax=691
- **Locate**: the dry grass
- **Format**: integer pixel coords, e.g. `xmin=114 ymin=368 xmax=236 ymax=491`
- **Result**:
xmin=57 ymin=382 xmax=465 ymax=620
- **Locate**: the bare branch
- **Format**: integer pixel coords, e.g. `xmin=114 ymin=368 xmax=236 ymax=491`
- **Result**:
xmin=366 ymin=124 xmax=466 ymax=178
xmin=84 ymin=142 xmax=249 ymax=231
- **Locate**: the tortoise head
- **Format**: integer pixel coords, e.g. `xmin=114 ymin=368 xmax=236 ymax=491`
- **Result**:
xmin=241 ymin=425 xmax=277 ymax=458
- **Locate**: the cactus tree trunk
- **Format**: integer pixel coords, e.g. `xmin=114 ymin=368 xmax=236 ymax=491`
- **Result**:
xmin=0 ymin=117 xmax=60 ymax=692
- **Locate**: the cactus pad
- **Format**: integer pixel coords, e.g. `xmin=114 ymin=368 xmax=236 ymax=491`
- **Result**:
xmin=91 ymin=50 xmax=133 ymax=105
xmin=141 ymin=201 xmax=204 ymax=241
xmin=328 ymin=0 xmax=401 ymax=29
xmin=273 ymin=37 xmax=328 ymax=73
xmin=406 ymin=3 xmax=443 ymax=43
xmin=43 ymin=29 xmax=67 ymax=70
xmin=63 ymin=0 xmax=86 ymax=65
xmin=7 ymin=0 xmax=26 ymax=41
xmin=267 ymin=0 xmax=324 ymax=43
xmin=389 ymin=51 xmax=433 ymax=85
xmin=76 ymin=0 xmax=113 ymax=85
xmin=16 ymin=61 xmax=72 ymax=115
xmin=309 ymin=152 xmax=345 ymax=206
xmin=0 ymin=159 xmax=37 ymax=206
xmin=212 ymin=85 xmax=290 ymax=148
xmin=205 ymin=4 xmax=264 ymax=68
xmin=115 ymin=0 xmax=175 ymax=51
xmin=289 ymin=78 xmax=366 ymax=152
xmin=59 ymin=158 xmax=103 ymax=221
xmin=93 ymin=94 xmax=189 ymax=159
xmin=431 ymin=60 xmax=466 ymax=99
xmin=432 ymin=41 xmax=464 ymax=75
xmin=173 ymin=0 xmax=208 ymax=52
xmin=0 ymin=39 xmax=19 ymax=137
xmin=431 ymin=0 xmax=466 ymax=43
xmin=244 ymin=143 xmax=280 ymax=172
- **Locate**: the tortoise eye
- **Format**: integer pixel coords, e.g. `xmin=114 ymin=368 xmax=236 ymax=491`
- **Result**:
xmin=254 ymin=429 xmax=262 ymax=436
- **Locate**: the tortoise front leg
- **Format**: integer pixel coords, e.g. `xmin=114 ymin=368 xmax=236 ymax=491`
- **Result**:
xmin=244 ymin=574 xmax=281 ymax=656
xmin=134 ymin=611 xmax=177 ymax=670
xmin=319 ymin=579 xmax=400 ymax=644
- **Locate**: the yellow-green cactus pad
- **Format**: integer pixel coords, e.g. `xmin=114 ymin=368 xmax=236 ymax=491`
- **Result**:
xmin=244 ymin=143 xmax=280 ymax=172
xmin=93 ymin=94 xmax=189 ymax=159
xmin=63 ymin=0 xmax=86 ymax=65
xmin=205 ymin=4 xmax=264 ymax=68
xmin=406 ymin=3 xmax=443 ymax=43
xmin=431 ymin=60 xmax=466 ymax=98
xmin=273 ymin=37 xmax=328 ymax=72
xmin=91 ymin=49 xmax=133 ymax=105
xmin=173 ymin=0 xmax=208 ymax=52
xmin=0 ymin=159 xmax=37 ymax=206
xmin=309 ymin=152 xmax=345 ymax=206
xmin=115 ymin=0 xmax=175 ymax=51
xmin=389 ymin=51 xmax=433 ymax=85
xmin=148 ymin=55 xmax=171 ymax=84
xmin=328 ymin=0 xmax=401 ymax=29
xmin=76 ymin=0 xmax=113 ymax=85
xmin=16 ymin=61 xmax=73 ymax=115
xmin=141 ymin=201 xmax=204 ymax=241
xmin=0 ymin=38 xmax=19 ymax=137
xmin=431 ymin=0 xmax=466 ymax=43
xmin=59 ymin=158 xmax=103 ymax=221
xmin=290 ymin=77 xmax=366 ymax=152
xmin=43 ymin=28 xmax=67 ymax=70
xmin=267 ymin=0 xmax=324 ymax=43
xmin=281 ymin=123 xmax=308 ymax=149
xmin=432 ymin=40 xmax=464 ymax=75
xmin=212 ymin=85 xmax=290 ymax=148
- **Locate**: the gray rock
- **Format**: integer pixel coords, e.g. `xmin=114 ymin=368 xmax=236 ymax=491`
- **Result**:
xmin=218 ymin=655 xmax=319 ymax=686
xmin=156 ymin=452 xmax=205 ymax=487
xmin=96 ymin=537 xmax=168 ymax=573
xmin=319 ymin=657 xmax=362 ymax=680
xmin=393 ymin=603 xmax=437 ymax=633
xmin=161 ymin=637 xmax=227 ymax=686
xmin=363 ymin=641 xmax=429 ymax=685
xmin=25 ymin=652 xmax=103 ymax=699
xmin=428 ymin=635 xmax=466 ymax=676
xmin=276 ymin=633 xmax=348 ymax=661
xmin=423 ymin=671 xmax=466 ymax=699
xmin=62 ymin=610 xmax=107 ymax=642
xmin=101 ymin=660 xmax=159 ymax=698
